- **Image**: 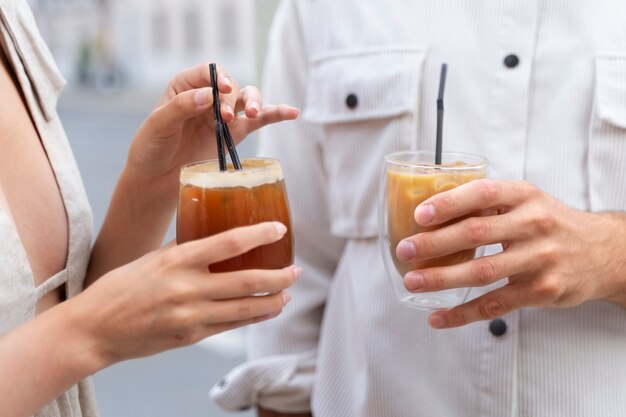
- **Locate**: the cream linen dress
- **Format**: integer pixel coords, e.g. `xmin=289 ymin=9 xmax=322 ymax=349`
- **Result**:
xmin=0 ymin=1 xmax=98 ymax=416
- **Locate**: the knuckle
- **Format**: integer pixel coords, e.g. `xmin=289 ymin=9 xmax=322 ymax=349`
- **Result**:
xmin=272 ymin=294 xmax=286 ymax=312
xmin=171 ymin=307 xmax=196 ymax=329
xmin=463 ymin=218 xmax=491 ymax=244
xmin=436 ymin=191 xmax=455 ymax=212
xmin=241 ymin=275 xmax=261 ymax=293
xmin=168 ymin=281 xmax=195 ymax=305
xmin=221 ymin=234 xmax=246 ymax=255
xmin=473 ymin=259 xmax=499 ymax=286
xmin=415 ymin=234 xmax=436 ymax=254
xmin=276 ymin=270 xmax=294 ymax=289
xmin=145 ymin=110 xmax=164 ymax=131
xmin=171 ymin=94 xmax=187 ymax=112
xmin=449 ymin=308 xmax=469 ymax=326
xmin=476 ymin=179 xmax=502 ymax=204
xmin=533 ymin=277 xmax=564 ymax=301
xmin=478 ymin=298 xmax=507 ymax=320
xmin=531 ymin=211 xmax=557 ymax=235
xmin=535 ymin=243 xmax=558 ymax=265
xmin=168 ymin=79 xmax=180 ymax=95
xmin=236 ymin=302 xmax=253 ymax=321
xmin=157 ymin=248 xmax=182 ymax=269
xmin=520 ymin=181 xmax=542 ymax=199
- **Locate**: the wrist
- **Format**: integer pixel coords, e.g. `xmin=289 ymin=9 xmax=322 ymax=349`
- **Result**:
xmin=596 ymin=212 xmax=626 ymax=306
xmin=120 ymin=163 xmax=179 ymax=208
xmin=51 ymin=297 xmax=111 ymax=375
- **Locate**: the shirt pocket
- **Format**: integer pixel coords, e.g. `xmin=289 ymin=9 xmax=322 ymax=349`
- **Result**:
xmin=589 ymin=54 xmax=626 ymax=211
xmin=302 ymin=47 xmax=427 ymax=238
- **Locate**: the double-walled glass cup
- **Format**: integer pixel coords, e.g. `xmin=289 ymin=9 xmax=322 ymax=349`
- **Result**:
xmin=379 ymin=151 xmax=488 ymax=310
xmin=177 ymin=158 xmax=293 ymax=272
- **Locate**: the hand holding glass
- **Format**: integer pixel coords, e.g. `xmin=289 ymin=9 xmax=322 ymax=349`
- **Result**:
xmin=379 ymin=151 xmax=488 ymax=310
xmin=177 ymin=158 xmax=293 ymax=272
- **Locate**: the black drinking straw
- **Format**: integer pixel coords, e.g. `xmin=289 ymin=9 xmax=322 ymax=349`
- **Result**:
xmin=209 ymin=64 xmax=227 ymax=171
xmin=209 ymin=63 xmax=242 ymax=171
xmin=436 ymin=63 xmax=448 ymax=165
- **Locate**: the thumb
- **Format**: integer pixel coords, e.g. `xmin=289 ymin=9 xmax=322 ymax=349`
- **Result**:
xmin=148 ymin=87 xmax=215 ymax=136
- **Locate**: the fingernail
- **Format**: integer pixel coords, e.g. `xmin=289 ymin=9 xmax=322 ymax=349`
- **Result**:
xmin=293 ymin=266 xmax=303 ymax=279
xmin=396 ymin=240 xmax=416 ymax=262
xmin=223 ymin=104 xmax=234 ymax=118
xmin=222 ymin=75 xmax=232 ymax=87
xmin=415 ymin=204 xmax=436 ymax=225
xmin=429 ymin=314 xmax=447 ymax=329
xmin=275 ymin=222 xmax=288 ymax=237
xmin=283 ymin=292 xmax=292 ymax=305
xmin=195 ymin=88 xmax=210 ymax=106
xmin=249 ymin=101 xmax=260 ymax=114
xmin=405 ymin=272 xmax=424 ymax=291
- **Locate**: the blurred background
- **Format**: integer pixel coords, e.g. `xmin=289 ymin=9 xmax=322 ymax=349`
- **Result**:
xmin=28 ymin=0 xmax=281 ymax=415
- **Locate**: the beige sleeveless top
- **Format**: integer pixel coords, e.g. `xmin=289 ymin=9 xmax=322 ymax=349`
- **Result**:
xmin=0 ymin=1 xmax=98 ymax=416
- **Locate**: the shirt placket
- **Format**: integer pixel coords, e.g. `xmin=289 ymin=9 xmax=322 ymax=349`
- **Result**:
xmin=479 ymin=1 xmax=540 ymax=417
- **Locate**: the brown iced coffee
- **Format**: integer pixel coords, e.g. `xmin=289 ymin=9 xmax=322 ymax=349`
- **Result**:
xmin=177 ymin=158 xmax=293 ymax=272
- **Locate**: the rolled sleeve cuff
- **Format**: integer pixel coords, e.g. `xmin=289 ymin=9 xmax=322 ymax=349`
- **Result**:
xmin=209 ymin=350 xmax=316 ymax=413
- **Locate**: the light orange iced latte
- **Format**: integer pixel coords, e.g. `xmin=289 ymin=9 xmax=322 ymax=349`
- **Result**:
xmin=387 ymin=164 xmax=486 ymax=276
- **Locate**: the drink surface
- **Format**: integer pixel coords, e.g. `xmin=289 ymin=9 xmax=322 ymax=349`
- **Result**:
xmin=177 ymin=159 xmax=293 ymax=272
xmin=387 ymin=164 xmax=485 ymax=276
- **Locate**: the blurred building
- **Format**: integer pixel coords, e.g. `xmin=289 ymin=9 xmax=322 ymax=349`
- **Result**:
xmin=28 ymin=0 xmax=257 ymax=90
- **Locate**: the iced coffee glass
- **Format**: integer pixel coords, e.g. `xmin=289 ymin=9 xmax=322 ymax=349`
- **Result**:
xmin=379 ymin=151 xmax=488 ymax=310
xmin=177 ymin=158 xmax=293 ymax=272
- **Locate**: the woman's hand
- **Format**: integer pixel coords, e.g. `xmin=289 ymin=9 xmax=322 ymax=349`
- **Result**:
xmin=125 ymin=63 xmax=299 ymax=199
xmin=395 ymin=179 xmax=626 ymax=329
xmin=76 ymin=222 xmax=300 ymax=366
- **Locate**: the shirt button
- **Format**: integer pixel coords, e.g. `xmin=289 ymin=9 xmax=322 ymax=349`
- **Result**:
xmin=489 ymin=318 xmax=507 ymax=336
xmin=503 ymin=54 xmax=520 ymax=69
xmin=346 ymin=93 xmax=358 ymax=109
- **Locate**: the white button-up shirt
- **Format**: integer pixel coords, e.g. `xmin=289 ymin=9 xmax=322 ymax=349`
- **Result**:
xmin=211 ymin=1 xmax=626 ymax=416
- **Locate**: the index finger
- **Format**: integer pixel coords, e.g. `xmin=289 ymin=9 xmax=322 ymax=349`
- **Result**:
xmin=176 ymin=222 xmax=288 ymax=267
xmin=169 ymin=62 xmax=233 ymax=95
xmin=415 ymin=179 xmax=527 ymax=227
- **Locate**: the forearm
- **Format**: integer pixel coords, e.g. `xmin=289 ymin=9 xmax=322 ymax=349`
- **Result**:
xmin=86 ymin=166 xmax=176 ymax=286
xmin=0 ymin=299 xmax=103 ymax=417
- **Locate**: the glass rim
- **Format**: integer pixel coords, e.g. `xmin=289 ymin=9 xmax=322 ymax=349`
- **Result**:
xmin=385 ymin=150 xmax=488 ymax=170
xmin=180 ymin=157 xmax=280 ymax=175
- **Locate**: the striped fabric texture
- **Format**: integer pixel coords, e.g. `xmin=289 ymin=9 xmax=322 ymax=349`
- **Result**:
xmin=212 ymin=1 xmax=626 ymax=416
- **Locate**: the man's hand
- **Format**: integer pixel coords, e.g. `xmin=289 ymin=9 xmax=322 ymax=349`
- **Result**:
xmin=395 ymin=179 xmax=626 ymax=329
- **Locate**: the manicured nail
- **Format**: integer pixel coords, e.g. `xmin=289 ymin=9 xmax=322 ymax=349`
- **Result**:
xmin=195 ymin=88 xmax=210 ymax=106
xmin=405 ymin=272 xmax=424 ymax=291
xmin=222 ymin=75 xmax=232 ymax=87
xmin=415 ymin=204 xmax=436 ymax=225
xmin=275 ymin=222 xmax=288 ymax=237
xmin=429 ymin=314 xmax=447 ymax=329
xmin=293 ymin=266 xmax=304 ymax=279
xmin=396 ymin=240 xmax=416 ymax=262
xmin=283 ymin=292 xmax=292 ymax=305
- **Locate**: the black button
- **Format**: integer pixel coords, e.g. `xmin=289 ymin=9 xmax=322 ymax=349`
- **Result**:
xmin=346 ymin=93 xmax=358 ymax=109
xmin=503 ymin=54 xmax=520 ymax=69
xmin=489 ymin=318 xmax=507 ymax=336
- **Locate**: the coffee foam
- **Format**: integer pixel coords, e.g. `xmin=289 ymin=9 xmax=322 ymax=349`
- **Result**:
xmin=180 ymin=159 xmax=284 ymax=189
